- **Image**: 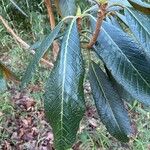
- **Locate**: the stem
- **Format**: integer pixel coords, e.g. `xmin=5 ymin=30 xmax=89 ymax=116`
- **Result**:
xmin=44 ymin=0 xmax=59 ymax=61
xmin=44 ymin=0 xmax=55 ymax=29
xmin=87 ymin=3 xmax=108 ymax=49
xmin=77 ymin=17 xmax=82 ymax=32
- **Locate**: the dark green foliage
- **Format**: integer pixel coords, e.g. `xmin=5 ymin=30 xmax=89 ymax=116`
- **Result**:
xmin=44 ymin=19 xmax=85 ymax=150
xmin=19 ymin=0 xmax=150 ymax=149
xmin=90 ymin=18 xmax=150 ymax=106
xmin=89 ymin=61 xmax=131 ymax=142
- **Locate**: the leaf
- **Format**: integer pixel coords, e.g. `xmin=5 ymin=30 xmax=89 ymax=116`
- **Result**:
xmin=116 ymin=12 xmax=128 ymax=26
xmin=125 ymin=8 xmax=150 ymax=54
xmin=29 ymin=40 xmax=42 ymax=50
xmin=0 ymin=62 xmax=19 ymax=83
xmin=108 ymin=0 xmax=131 ymax=7
xmin=105 ymin=66 xmax=134 ymax=102
xmin=29 ymin=32 xmax=65 ymax=50
xmin=105 ymin=16 xmax=122 ymax=30
xmin=103 ymin=21 xmax=150 ymax=84
xmin=127 ymin=0 xmax=150 ymax=14
xmin=90 ymin=17 xmax=150 ymax=106
xmin=21 ymin=21 xmax=63 ymax=88
xmin=10 ymin=0 xmax=28 ymax=17
xmin=55 ymin=0 xmax=76 ymax=17
xmin=89 ymin=61 xmax=131 ymax=142
xmin=85 ymin=2 xmax=122 ymax=14
xmin=44 ymin=18 xmax=85 ymax=150
xmin=0 ymin=69 xmax=7 ymax=92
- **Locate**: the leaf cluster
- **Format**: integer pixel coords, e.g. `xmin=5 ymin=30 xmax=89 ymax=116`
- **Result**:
xmin=1 ymin=0 xmax=150 ymax=149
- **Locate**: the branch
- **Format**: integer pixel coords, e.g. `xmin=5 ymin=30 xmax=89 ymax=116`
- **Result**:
xmin=87 ymin=3 xmax=108 ymax=49
xmin=44 ymin=0 xmax=59 ymax=61
xmin=44 ymin=0 xmax=55 ymax=29
xmin=0 ymin=15 xmax=54 ymax=68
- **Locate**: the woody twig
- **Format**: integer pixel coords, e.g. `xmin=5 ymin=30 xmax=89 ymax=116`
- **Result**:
xmin=87 ymin=2 xmax=107 ymax=49
xmin=44 ymin=0 xmax=59 ymax=61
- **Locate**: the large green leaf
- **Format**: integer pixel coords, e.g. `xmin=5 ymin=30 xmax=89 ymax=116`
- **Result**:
xmin=102 ymin=20 xmax=150 ymax=102
xmin=21 ymin=21 xmax=63 ymax=88
xmin=127 ymin=0 xmax=150 ymax=14
xmin=102 ymin=21 xmax=150 ymax=84
xmin=89 ymin=61 xmax=131 ymax=142
xmin=90 ymin=17 xmax=150 ymax=105
xmin=44 ymin=18 xmax=85 ymax=150
xmin=57 ymin=0 xmax=76 ymax=17
xmin=125 ymin=8 xmax=150 ymax=55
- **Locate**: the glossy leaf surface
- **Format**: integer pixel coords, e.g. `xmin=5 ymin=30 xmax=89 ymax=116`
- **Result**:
xmin=90 ymin=17 xmax=150 ymax=105
xmin=89 ymin=61 xmax=131 ymax=142
xmin=21 ymin=22 xmax=63 ymax=88
xmin=44 ymin=19 xmax=85 ymax=150
xmin=125 ymin=8 xmax=150 ymax=55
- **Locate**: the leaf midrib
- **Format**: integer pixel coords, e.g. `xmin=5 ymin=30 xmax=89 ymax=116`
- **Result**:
xmin=60 ymin=18 xmax=76 ymax=137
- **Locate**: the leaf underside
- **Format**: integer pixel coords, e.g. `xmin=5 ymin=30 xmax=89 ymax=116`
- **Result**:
xmin=90 ymin=17 xmax=150 ymax=106
xmin=44 ymin=19 xmax=85 ymax=150
xmin=89 ymin=61 xmax=131 ymax=142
